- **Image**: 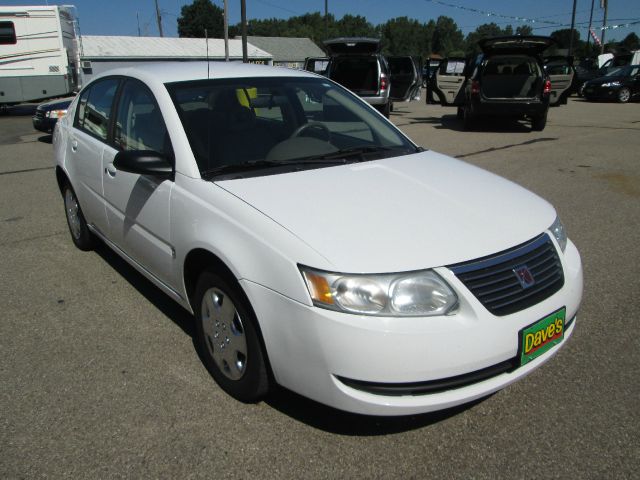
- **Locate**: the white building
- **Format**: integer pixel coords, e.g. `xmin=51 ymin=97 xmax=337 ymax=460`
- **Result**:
xmin=78 ymin=35 xmax=273 ymax=84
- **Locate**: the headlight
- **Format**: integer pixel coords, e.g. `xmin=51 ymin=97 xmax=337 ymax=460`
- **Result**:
xmin=300 ymin=267 xmax=458 ymax=317
xmin=549 ymin=216 xmax=567 ymax=252
xmin=602 ymin=81 xmax=621 ymax=87
xmin=45 ymin=109 xmax=67 ymax=119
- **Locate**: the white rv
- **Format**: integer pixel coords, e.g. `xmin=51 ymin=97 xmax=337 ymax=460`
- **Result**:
xmin=0 ymin=5 xmax=78 ymax=109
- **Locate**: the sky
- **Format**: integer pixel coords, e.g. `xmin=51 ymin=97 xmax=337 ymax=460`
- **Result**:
xmin=4 ymin=0 xmax=639 ymax=43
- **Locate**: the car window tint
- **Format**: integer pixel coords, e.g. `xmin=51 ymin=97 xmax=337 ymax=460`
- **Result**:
xmin=168 ymin=77 xmax=415 ymax=175
xmin=78 ymin=78 xmax=119 ymax=141
xmin=114 ymin=80 xmax=171 ymax=156
xmin=75 ymin=87 xmax=90 ymax=130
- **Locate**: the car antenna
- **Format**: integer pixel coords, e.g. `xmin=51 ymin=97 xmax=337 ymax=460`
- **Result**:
xmin=205 ymin=28 xmax=210 ymax=79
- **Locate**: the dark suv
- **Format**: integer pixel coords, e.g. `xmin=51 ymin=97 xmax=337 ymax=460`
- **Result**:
xmin=431 ymin=36 xmax=563 ymax=131
xmin=305 ymin=37 xmax=420 ymax=117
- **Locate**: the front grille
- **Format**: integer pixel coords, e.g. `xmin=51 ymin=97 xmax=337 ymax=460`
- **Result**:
xmin=448 ymin=234 xmax=564 ymax=316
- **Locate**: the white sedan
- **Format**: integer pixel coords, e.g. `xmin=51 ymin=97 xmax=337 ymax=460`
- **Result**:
xmin=53 ymin=62 xmax=583 ymax=416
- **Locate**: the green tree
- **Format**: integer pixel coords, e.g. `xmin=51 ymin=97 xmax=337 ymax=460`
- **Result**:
xmin=335 ymin=15 xmax=376 ymax=38
xmin=516 ymin=25 xmax=533 ymax=36
xmin=550 ymin=28 xmax=580 ymax=50
xmin=431 ymin=16 xmax=464 ymax=56
xmin=178 ymin=0 xmax=224 ymax=38
xmin=380 ymin=17 xmax=432 ymax=56
xmin=620 ymin=32 xmax=640 ymax=51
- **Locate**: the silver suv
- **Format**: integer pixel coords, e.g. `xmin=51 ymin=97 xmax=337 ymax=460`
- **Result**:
xmin=305 ymin=37 xmax=421 ymax=117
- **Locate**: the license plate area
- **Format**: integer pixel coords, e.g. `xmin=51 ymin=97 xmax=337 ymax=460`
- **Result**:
xmin=519 ymin=307 xmax=565 ymax=366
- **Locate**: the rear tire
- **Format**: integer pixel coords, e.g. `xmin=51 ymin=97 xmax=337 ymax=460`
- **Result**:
xmin=617 ymin=87 xmax=631 ymax=103
xmin=194 ymin=270 xmax=270 ymax=402
xmin=378 ymin=101 xmax=391 ymax=118
xmin=462 ymin=104 xmax=475 ymax=131
xmin=531 ymin=111 xmax=547 ymax=131
xmin=62 ymin=183 xmax=95 ymax=251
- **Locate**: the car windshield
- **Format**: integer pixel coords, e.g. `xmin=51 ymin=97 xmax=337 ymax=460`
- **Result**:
xmin=166 ymin=76 xmax=417 ymax=179
xmin=604 ymin=65 xmax=635 ymax=77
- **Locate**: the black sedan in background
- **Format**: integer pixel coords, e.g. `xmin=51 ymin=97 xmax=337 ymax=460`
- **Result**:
xmin=582 ymin=65 xmax=640 ymax=103
xmin=32 ymin=96 xmax=74 ymax=132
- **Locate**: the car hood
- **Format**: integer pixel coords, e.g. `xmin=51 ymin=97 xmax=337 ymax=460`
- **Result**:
xmin=216 ymin=151 xmax=556 ymax=273
xmin=37 ymin=96 xmax=74 ymax=111
xmin=585 ymin=75 xmax=627 ymax=86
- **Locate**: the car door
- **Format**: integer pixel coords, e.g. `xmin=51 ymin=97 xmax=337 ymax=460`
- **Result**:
xmin=544 ymin=56 xmax=575 ymax=105
xmin=102 ymin=78 xmax=176 ymax=288
xmin=67 ymin=77 xmax=120 ymax=235
xmin=387 ymin=56 xmax=421 ymax=101
xmin=432 ymin=57 xmax=467 ymax=106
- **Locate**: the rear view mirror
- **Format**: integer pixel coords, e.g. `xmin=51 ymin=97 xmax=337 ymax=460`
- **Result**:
xmin=113 ymin=150 xmax=173 ymax=179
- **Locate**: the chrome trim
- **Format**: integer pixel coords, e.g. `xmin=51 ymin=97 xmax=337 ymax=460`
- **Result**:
xmin=448 ymin=234 xmax=549 ymax=275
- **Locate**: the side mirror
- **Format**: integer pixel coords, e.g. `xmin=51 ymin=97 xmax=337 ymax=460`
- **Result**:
xmin=113 ymin=150 xmax=173 ymax=179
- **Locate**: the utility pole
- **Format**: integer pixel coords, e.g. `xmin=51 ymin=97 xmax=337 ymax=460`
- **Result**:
xmin=324 ymin=0 xmax=328 ymax=40
xmin=568 ymin=0 xmax=577 ymax=57
xmin=154 ymin=0 xmax=163 ymax=37
xmin=241 ymin=0 xmax=248 ymax=63
xmin=223 ymin=0 xmax=229 ymax=61
xmin=586 ymin=0 xmax=595 ymax=51
xmin=137 ymin=12 xmax=141 ymax=36
xmin=600 ymin=0 xmax=608 ymax=54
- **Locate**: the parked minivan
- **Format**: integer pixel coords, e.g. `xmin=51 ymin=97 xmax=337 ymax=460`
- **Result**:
xmin=431 ymin=36 xmax=568 ymax=131
xmin=305 ymin=37 xmax=421 ymax=117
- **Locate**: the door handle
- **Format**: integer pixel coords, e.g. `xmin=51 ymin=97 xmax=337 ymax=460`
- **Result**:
xmin=105 ymin=164 xmax=117 ymax=177
xmin=71 ymin=139 xmax=78 ymax=152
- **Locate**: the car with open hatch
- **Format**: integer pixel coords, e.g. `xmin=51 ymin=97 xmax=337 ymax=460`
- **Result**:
xmin=431 ymin=36 xmax=566 ymax=131
xmin=53 ymin=62 xmax=582 ymax=416
xmin=305 ymin=37 xmax=421 ymax=117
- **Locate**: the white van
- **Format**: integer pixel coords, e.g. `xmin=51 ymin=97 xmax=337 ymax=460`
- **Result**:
xmin=0 ymin=5 xmax=79 ymax=110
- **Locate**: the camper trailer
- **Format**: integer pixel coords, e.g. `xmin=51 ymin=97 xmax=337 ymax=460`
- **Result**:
xmin=0 ymin=5 xmax=78 ymax=110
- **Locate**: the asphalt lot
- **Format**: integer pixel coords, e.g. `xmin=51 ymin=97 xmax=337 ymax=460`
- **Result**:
xmin=1 ymin=96 xmax=639 ymax=479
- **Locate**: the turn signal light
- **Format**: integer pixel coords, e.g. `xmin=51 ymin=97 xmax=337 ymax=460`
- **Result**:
xmin=543 ymin=80 xmax=552 ymax=94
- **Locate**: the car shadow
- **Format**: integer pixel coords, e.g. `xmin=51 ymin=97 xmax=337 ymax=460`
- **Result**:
xmin=38 ymin=134 xmax=53 ymax=144
xmin=93 ymin=242 xmax=488 ymax=433
xmin=265 ymin=386 xmax=488 ymax=435
xmin=398 ymin=112 xmax=534 ymax=133
xmin=93 ymin=242 xmax=195 ymax=337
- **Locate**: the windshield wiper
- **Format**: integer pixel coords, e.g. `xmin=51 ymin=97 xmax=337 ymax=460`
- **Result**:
xmin=201 ymin=158 xmax=349 ymax=179
xmin=300 ymin=145 xmax=411 ymax=163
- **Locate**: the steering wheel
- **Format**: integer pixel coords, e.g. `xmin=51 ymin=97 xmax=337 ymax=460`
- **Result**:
xmin=290 ymin=122 xmax=331 ymax=142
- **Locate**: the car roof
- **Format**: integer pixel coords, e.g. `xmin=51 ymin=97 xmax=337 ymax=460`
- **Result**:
xmin=87 ymin=61 xmax=314 ymax=90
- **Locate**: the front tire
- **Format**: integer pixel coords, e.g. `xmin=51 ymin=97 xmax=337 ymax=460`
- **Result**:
xmin=617 ymin=87 xmax=631 ymax=103
xmin=62 ymin=183 xmax=95 ymax=251
xmin=194 ymin=270 xmax=270 ymax=402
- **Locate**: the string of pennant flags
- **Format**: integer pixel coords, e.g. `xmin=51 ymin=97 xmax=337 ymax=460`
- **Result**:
xmin=423 ymin=0 xmax=640 ymax=31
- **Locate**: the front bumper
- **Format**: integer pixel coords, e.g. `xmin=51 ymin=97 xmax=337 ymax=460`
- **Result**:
xmin=32 ymin=114 xmax=56 ymax=132
xmin=241 ymin=239 xmax=583 ymax=416
xmin=582 ymin=85 xmax=619 ymax=100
